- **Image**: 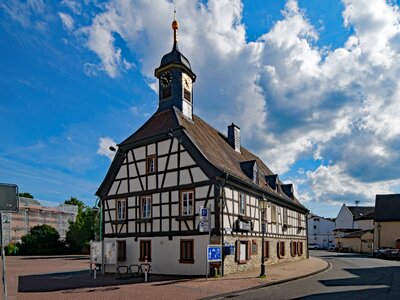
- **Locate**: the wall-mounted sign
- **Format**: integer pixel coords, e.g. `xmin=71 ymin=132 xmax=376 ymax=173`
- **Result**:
xmin=235 ymin=219 xmax=251 ymax=231
xmin=104 ymin=241 xmax=116 ymax=264
xmin=207 ymin=245 xmax=222 ymax=262
xmin=90 ymin=241 xmax=102 ymax=264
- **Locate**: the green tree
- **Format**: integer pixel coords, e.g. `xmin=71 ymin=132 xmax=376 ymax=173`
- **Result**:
xmin=18 ymin=192 xmax=34 ymax=199
xmin=19 ymin=224 xmax=65 ymax=254
xmin=65 ymin=197 xmax=95 ymax=253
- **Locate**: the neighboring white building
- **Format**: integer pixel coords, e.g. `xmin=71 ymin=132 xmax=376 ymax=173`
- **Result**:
xmin=335 ymin=204 xmax=374 ymax=231
xmin=333 ymin=204 xmax=374 ymax=250
xmin=307 ymin=214 xmax=335 ymax=249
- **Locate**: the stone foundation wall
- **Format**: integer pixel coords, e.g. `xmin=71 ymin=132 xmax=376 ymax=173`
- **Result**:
xmin=222 ymin=236 xmax=306 ymax=275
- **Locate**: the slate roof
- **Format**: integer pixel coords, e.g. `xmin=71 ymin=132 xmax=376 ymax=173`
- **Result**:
xmin=160 ymin=42 xmax=192 ymax=71
xmin=375 ymin=194 xmax=400 ymax=222
xmin=347 ymin=206 xmax=375 ymax=220
xmin=357 ymin=211 xmax=375 ymax=220
xmin=342 ymin=229 xmax=373 ymax=239
xmin=119 ymin=107 xmax=307 ymax=212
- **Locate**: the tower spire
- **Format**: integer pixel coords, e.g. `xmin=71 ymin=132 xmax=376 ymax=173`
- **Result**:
xmin=172 ymin=10 xmax=179 ymax=47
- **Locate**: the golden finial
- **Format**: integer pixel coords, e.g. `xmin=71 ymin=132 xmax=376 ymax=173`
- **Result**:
xmin=172 ymin=9 xmax=179 ymax=43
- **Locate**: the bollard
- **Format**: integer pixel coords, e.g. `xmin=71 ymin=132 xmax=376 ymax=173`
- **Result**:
xmin=144 ymin=256 xmax=148 ymax=282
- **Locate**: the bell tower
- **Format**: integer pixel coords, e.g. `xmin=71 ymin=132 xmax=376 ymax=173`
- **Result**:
xmin=154 ymin=14 xmax=196 ymax=119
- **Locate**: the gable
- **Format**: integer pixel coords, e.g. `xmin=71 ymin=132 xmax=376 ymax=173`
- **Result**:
xmin=335 ymin=204 xmax=354 ymax=229
xmin=97 ymin=137 xmax=211 ymax=198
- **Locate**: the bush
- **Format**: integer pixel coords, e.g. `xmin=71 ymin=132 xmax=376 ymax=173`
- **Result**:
xmin=19 ymin=224 xmax=66 ymax=255
xmin=5 ymin=242 xmax=20 ymax=255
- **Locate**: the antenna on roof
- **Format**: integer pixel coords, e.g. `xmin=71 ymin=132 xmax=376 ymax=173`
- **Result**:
xmin=355 ymin=200 xmax=360 ymax=207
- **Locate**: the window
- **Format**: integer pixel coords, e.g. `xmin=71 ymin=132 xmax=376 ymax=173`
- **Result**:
xmin=140 ymin=240 xmax=151 ymax=261
xmin=184 ymin=89 xmax=191 ymax=102
xmin=313 ymin=225 xmax=317 ymax=229
xmin=116 ymin=199 xmax=126 ymax=221
xmin=181 ymin=190 xmax=194 ymax=216
xmin=235 ymin=240 xmax=250 ymax=264
xmin=297 ymin=212 xmax=302 ymax=227
xmin=117 ymin=240 xmax=126 ymax=261
xmin=291 ymin=241 xmax=297 ymax=257
xmin=263 ymin=241 xmax=270 ymax=259
xmin=239 ymin=193 xmax=246 ymax=215
xmin=283 ymin=208 xmax=288 ymax=225
xmin=180 ymin=239 xmax=194 ymax=263
xmin=140 ymin=196 xmax=152 ymax=219
xmin=253 ymin=164 xmax=259 ymax=184
xmin=271 ymin=204 xmax=277 ymax=223
xmin=251 ymin=240 xmax=258 ymax=255
xmin=146 ymin=155 xmax=157 ymax=173
xmin=162 ymin=87 xmax=171 ymax=98
xmin=298 ymin=242 xmax=303 ymax=256
xmin=277 ymin=241 xmax=285 ymax=258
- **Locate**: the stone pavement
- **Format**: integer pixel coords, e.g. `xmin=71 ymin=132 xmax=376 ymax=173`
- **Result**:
xmin=4 ymin=255 xmax=329 ymax=300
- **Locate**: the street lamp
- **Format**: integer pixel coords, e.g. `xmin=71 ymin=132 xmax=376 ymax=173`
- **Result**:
xmin=93 ymin=197 xmax=104 ymax=275
xmin=259 ymin=199 xmax=267 ymax=278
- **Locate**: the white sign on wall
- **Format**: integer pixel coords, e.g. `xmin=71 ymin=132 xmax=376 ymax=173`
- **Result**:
xmin=90 ymin=241 xmax=102 ymax=264
xmin=104 ymin=241 xmax=116 ymax=264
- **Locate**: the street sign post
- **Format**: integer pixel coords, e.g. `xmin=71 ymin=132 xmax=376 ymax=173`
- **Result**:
xmin=0 ymin=183 xmax=19 ymax=300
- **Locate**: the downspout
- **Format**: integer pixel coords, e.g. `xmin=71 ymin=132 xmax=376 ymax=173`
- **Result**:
xmin=306 ymin=213 xmax=310 ymax=259
xmin=220 ymin=173 xmax=228 ymax=276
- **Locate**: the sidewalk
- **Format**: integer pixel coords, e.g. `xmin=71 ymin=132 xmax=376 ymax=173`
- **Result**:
xmin=13 ymin=257 xmax=329 ymax=300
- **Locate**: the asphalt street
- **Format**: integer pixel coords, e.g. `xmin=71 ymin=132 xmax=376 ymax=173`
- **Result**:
xmin=232 ymin=250 xmax=400 ymax=300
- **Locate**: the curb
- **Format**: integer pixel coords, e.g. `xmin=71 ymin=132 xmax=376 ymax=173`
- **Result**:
xmin=201 ymin=259 xmax=332 ymax=300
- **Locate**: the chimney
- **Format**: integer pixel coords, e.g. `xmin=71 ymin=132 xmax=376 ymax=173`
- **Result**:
xmin=228 ymin=123 xmax=241 ymax=152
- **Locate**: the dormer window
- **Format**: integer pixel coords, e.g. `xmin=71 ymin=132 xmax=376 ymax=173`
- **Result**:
xmin=253 ymin=163 xmax=259 ymax=184
xmin=146 ymin=155 xmax=157 ymax=174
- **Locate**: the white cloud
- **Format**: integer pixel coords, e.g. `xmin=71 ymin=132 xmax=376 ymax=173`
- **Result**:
xmin=78 ymin=0 xmax=400 ymax=207
xmin=97 ymin=137 xmax=117 ymax=161
xmin=61 ymin=0 xmax=81 ymax=15
xmin=59 ymin=12 xmax=74 ymax=31
xmin=1 ymin=0 xmax=47 ymax=28
xmin=306 ymin=164 xmax=398 ymax=206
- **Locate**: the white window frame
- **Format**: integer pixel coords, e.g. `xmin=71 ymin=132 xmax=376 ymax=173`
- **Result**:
xmin=141 ymin=196 xmax=152 ymax=219
xmin=181 ymin=190 xmax=194 ymax=216
xmin=239 ymin=193 xmax=246 ymax=215
xmin=116 ymin=199 xmax=126 ymax=220
xmin=146 ymin=155 xmax=156 ymax=173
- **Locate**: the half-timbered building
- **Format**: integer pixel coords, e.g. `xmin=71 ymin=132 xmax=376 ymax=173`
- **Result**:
xmin=96 ymin=18 xmax=309 ymax=276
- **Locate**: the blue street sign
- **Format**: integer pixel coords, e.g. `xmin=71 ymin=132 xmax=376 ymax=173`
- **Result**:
xmin=201 ymin=207 xmax=208 ymax=217
xmin=207 ymin=245 xmax=222 ymax=262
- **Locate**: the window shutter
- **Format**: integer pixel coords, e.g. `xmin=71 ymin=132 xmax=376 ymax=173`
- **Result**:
xmin=235 ymin=240 xmax=240 ymax=262
xmin=276 ymin=242 xmax=280 ymax=258
xmin=247 ymin=241 xmax=251 ymax=260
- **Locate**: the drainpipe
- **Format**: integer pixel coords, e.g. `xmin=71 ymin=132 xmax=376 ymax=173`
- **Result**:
xmin=219 ymin=174 xmax=227 ymax=276
xmin=306 ymin=213 xmax=310 ymax=259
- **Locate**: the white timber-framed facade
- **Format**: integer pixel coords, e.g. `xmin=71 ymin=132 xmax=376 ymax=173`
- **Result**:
xmin=96 ymin=18 xmax=309 ymax=276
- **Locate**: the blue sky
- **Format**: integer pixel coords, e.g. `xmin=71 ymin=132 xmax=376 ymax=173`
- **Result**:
xmin=1 ymin=0 xmax=400 ymax=218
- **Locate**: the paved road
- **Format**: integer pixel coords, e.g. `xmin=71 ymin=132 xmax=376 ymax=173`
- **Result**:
xmin=230 ymin=250 xmax=400 ymax=300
